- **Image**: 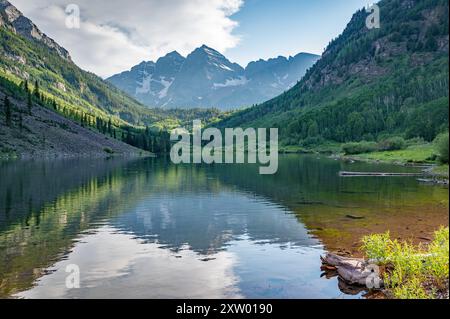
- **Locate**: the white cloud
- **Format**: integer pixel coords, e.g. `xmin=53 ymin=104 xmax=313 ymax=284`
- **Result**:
xmin=10 ymin=0 xmax=244 ymax=78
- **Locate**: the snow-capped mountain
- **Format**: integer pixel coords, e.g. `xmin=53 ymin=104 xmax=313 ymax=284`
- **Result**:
xmin=107 ymin=45 xmax=320 ymax=110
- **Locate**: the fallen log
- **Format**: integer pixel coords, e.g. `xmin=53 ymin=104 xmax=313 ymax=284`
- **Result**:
xmin=321 ymin=253 xmax=384 ymax=287
xmin=345 ymin=214 xmax=365 ymax=220
xmin=340 ymin=171 xmax=422 ymax=177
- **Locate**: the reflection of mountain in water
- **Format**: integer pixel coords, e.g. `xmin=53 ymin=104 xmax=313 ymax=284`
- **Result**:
xmin=0 ymin=158 xmax=137 ymax=231
xmin=0 ymin=157 xmax=320 ymax=296
xmin=113 ymin=192 xmax=319 ymax=255
xmin=1 ymin=156 xmax=443 ymax=298
xmin=206 ymin=155 xmax=424 ymax=210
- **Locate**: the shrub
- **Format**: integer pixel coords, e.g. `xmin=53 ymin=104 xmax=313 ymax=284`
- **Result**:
xmin=361 ymin=227 xmax=449 ymax=299
xmin=434 ymin=133 xmax=449 ymax=164
xmin=341 ymin=141 xmax=378 ymax=155
xmin=427 ymin=227 xmax=449 ymax=284
xmin=362 ymin=133 xmax=375 ymax=141
xmin=377 ymin=137 xmax=407 ymax=151
xmin=103 ymin=147 xmax=114 ymax=154
xmin=361 ymin=232 xmax=392 ymax=262
xmin=406 ymin=137 xmax=426 ymax=146
xmin=391 ymin=277 xmax=430 ymax=299
xmin=301 ymin=136 xmax=324 ymax=147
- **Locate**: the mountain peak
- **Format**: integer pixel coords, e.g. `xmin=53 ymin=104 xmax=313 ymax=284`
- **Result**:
xmin=158 ymin=50 xmax=185 ymax=62
xmin=292 ymin=52 xmax=320 ymax=59
xmin=0 ymin=0 xmax=12 ymax=8
xmin=0 ymin=0 xmax=71 ymax=61
xmin=196 ymin=45 xmax=222 ymax=56
xmin=109 ymin=45 xmax=319 ymax=110
xmin=0 ymin=0 xmax=22 ymax=24
xmin=166 ymin=51 xmax=183 ymax=58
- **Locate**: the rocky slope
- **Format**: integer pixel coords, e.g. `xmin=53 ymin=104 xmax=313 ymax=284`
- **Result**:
xmin=0 ymin=0 xmax=70 ymax=61
xmin=0 ymin=88 xmax=147 ymax=158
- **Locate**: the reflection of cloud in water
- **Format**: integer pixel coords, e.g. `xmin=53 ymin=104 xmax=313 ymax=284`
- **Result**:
xmin=16 ymin=227 xmax=242 ymax=299
xmin=112 ymin=192 xmax=319 ymax=255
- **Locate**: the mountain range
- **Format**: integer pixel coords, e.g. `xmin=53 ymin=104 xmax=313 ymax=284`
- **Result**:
xmin=107 ymin=46 xmax=320 ymax=110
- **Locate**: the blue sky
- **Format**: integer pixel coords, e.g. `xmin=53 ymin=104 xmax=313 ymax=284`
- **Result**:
xmin=227 ymin=0 xmax=371 ymax=65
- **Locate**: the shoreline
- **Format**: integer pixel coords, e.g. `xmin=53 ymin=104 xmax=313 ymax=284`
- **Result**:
xmin=0 ymin=151 xmax=156 ymax=161
xmin=335 ymin=154 xmax=449 ymax=184
xmin=279 ymin=142 xmax=449 ymax=184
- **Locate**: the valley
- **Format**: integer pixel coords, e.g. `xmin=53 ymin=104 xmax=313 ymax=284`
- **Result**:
xmin=0 ymin=0 xmax=448 ymax=301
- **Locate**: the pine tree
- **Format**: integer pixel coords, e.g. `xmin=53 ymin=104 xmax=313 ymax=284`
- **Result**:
xmin=126 ymin=128 xmax=132 ymax=145
xmin=33 ymin=80 xmax=40 ymax=99
xmin=20 ymin=80 xmax=26 ymax=91
xmin=27 ymin=91 xmax=32 ymax=115
xmin=4 ymin=96 xmax=12 ymax=127
xmin=108 ymin=118 xmax=112 ymax=135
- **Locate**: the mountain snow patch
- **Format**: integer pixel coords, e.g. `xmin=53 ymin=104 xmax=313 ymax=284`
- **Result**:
xmin=136 ymin=74 xmax=152 ymax=94
xmin=211 ymin=63 xmax=233 ymax=72
xmin=159 ymin=77 xmax=174 ymax=99
xmin=214 ymin=76 xmax=249 ymax=88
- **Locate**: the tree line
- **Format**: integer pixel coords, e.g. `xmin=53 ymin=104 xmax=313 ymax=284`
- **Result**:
xmin=1 ymin=75 xmax=171 ymax=154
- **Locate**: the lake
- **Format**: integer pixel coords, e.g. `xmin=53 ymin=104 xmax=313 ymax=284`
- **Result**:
xmin=0 ymin=155 xmax=448 ymax=299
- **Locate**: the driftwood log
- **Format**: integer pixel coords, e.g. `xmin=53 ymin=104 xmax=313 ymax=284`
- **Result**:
xmin=321 ymin=253 xmax=384 ymax=287
xmin=339 ymin=171 xmax=422 ymax=177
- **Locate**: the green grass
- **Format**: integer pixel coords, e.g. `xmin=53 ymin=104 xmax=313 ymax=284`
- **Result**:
xmin=279 ymin=142 xmax=341 ymax=154
xmin=310 ymin=142 xmax=342 ymax=154
xmin=432 ymin=165 xmax=449 ymax=178
xmin=279 ymin=145 xmax=311 ymax=154
xmin=362 ymin=227 xmax=449 ymax=299
xmin=352 ymin=143 xmax=436 ymax=164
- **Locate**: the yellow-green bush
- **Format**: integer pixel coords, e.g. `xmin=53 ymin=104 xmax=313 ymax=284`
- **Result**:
xmin=362 ymin=227 xmax=449 ymax=299
xmin=434 ymin=133 xmax=449 ymax=164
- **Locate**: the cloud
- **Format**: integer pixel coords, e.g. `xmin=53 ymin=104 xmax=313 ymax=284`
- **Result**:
xmin=10 ymin=0 xmax=244 ymax=78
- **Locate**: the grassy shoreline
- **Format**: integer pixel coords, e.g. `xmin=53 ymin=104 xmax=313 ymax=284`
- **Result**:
xmin=280 ymin=141 xmax=449 ymax=181
xmin=348 ymin=144 xmax=435 ymax=164
xmin=345 ymin=143 xmax=449 ymax=181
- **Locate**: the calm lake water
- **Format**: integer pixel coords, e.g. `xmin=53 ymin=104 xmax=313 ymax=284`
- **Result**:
xmin=0 ymin=155 xmax=448 ymax=299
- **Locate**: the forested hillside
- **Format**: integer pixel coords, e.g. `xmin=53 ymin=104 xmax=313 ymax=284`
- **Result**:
xmin=0 ymin=1 xmax=161 ymax=124
xmin=0 ymin=1 xmax=201 ymax=156
xmin=217 ymin=0 xmax=449 ymax=147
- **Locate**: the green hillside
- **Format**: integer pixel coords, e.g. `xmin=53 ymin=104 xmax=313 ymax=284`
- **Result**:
xmin=0 ymin=1 xmax=184 ymax=155
xmin=0 ymin=26 xmax=166 ymax=127
xmin=217 ymin=0 xmax=449 ymax=149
